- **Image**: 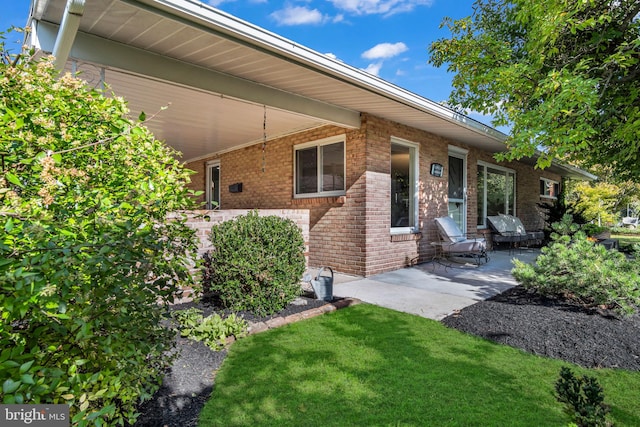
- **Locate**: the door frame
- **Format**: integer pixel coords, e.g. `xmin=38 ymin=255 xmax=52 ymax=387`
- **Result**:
xmin=448 ymin=146 xmax=468 ymax=232
xmin=205 ymin=160 xmax=221 ymax=210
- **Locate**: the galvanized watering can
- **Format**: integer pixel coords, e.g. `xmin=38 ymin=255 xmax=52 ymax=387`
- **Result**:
xmin=308 ymin=266 xmax=334 ymax=302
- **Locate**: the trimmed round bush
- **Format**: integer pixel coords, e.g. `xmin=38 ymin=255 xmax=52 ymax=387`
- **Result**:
xmin=204 ymin=211 xmax=306 ymax=316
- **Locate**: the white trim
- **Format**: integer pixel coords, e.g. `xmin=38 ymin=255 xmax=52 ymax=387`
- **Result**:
xmin=390 ymin=137 xmax=420 ymax=234
xmin=448 ymin=145 xmax=469 ymax=155
xmin=477 ymin=160 xmax=515 ymax=174
xmin=448 ymin=149 xmax=468 ymax=232
xmin=294 ymin=134 xmax=345 ymax=150
xmin=205 ymin=160 xmax=220 ymax=210
xmin=293 ymin=135 xmax=346 ymax=198
xmin=540 ymin=177 xmax=560 ymax=199
xmin=477 ymin=162 xmax=517 ymax=228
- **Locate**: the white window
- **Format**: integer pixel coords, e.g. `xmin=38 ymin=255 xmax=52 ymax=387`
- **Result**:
xmin=294 ymin=135 xmax=345 ymax=197
xmin=477 ymin=162 xmax=516 ymax=228
xmin=540 ymin=178 xmax=560 ymax=199
xmin=391 ymin=138 xmax=419 ymax=233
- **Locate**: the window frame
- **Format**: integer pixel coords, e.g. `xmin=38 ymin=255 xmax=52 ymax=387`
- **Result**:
xmin=390 ymin=137 xmax=420 ymax=235
xmin=477 ymin=161 xmax=516 ymax=228
xmin=540 ymin=178 xmax=560 ymax=199
xmin=293 ymin=135 xmax=346 ymax=198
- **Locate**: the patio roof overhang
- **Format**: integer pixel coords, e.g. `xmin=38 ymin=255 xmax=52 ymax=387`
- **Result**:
xmin=26 ymin=0 xmax=595 ymax=181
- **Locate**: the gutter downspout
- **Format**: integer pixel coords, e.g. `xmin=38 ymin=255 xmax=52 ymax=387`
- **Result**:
xmin=52 ymin=0 xmax=86 ymax=71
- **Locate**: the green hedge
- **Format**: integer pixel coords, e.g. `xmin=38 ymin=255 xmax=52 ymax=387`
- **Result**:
xmin=1 ymin=35 xmax=197 ymax=426
xmin=203 ymin=211 xmax=306 ymax=316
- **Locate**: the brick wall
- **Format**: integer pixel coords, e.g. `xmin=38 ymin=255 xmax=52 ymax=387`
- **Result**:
xmin=177 ymin=209 xmax=309 ymax=262
xmin=184 ymin=114 xmax=563 ymax=277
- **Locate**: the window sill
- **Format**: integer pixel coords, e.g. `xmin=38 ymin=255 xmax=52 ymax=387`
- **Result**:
xmin=390 ymin=232 xmax=422 ymax=242
xmin=292 ymin=196 xmax=346 ymax=206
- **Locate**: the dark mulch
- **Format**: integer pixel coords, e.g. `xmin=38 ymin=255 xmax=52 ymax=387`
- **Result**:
xmin=135 ymin=286 xmax=640 ymax=426
xmin=133 ymin=294 xmax=328 ymax=427
xmin=442 ymin=285 xmax=640 ymax=371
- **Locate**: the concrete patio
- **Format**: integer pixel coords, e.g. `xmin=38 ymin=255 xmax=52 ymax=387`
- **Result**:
xmin=331 ymin=248 xmax=540 ymax=320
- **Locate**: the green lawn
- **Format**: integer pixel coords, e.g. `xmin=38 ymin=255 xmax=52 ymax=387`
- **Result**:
xmin=199 ymin=304 xmax=640 ymax=426
xmin=613 ymin=233 xmax=640 ymax=251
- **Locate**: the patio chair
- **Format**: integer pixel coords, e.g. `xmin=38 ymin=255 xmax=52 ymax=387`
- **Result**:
xmin=433 ymin=216 xmax=488 ymax=265
xmin=621 ymin=217 xmax=638 ymax=229
xmin=486 ymin=214 xmax=544 ymax=252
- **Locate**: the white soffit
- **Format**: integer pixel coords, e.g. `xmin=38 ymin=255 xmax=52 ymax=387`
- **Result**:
xmin=32 ymin=0 xmax=509 ymax=161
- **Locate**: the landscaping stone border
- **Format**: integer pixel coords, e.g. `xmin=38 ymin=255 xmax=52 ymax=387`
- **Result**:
xmin=247 ymin=297 xmax=362 ymax=335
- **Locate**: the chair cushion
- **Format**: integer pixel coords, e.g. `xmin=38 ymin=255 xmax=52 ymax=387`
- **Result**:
xmin=499 ymin=214 xmax=527 ymax=235
xmin=435 ymin=216 xmax=465 ymax=243
xmin=442 ymin=238 xmax=487 ymax=254
xmin=487 ymin=215 xmax=508 ymax=233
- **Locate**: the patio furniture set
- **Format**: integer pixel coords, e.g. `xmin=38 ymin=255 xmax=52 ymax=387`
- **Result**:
xmin=432 ymin=214 xmax=544 ymax=266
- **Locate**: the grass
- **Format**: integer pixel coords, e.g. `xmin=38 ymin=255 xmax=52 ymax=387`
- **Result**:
xmin=612 ymin=233 xmax=640 ymax=251
xmin=199 ymin=304 xmax=640 ymax=427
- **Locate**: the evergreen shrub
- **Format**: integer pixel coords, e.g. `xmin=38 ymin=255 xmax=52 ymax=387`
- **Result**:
xmin=512 ymin=216 xmax=640 ymax=316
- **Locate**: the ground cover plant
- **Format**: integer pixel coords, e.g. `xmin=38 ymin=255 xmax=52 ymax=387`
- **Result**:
xmin=203 ymin=211 xmax=306 ymax=316
xmin=1 ymin=31 xmax=198 ymax=425
xmin=172 ymin=308 xmax=247 ymax=351
xmin=199 ymin=304 xmax=640 ymax=427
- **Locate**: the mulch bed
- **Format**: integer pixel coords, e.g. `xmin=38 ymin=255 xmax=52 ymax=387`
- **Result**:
xmin=442 ymin=285 xmax=640 ymax=371
xmin=133 ymin=294 xmax=339 ymax=427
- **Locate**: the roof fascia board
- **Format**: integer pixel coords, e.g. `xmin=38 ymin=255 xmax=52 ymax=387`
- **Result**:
xmin=128 ymin=0 xmax=507 ymax=143
xmin=34 ymin=21 xmax=361 ymax=129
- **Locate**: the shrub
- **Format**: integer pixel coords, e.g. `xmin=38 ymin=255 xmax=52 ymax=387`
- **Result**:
xmin=555 ymin=367 xmax=610 ymax=427
xmin=581 ymin=223 xmax=608 ymax=238
xmin=172 ymin=308 xmax=247 ymax=350
xmin=205 ymin=211 xmax=306 ymax=316
xmin=1 ymin=32 xmax=198 ymax=425
xmin=512 ymin=216 xmax=640 ymax=316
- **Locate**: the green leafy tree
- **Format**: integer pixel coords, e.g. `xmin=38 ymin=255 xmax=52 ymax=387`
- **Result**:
xmin=1 ymin=30 xmax=198 ymax=425
xmin=429 ymin=0 xmax=640 ymax=180
xmin=565 ymin=181 xmax=619 ymax=226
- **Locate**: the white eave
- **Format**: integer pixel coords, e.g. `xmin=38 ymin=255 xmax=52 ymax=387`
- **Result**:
xmin=26 ymin=0 xmax=593 ymax=180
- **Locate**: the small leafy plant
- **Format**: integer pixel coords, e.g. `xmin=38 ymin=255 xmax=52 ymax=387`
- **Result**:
xmin=173 ymin=308 xmax=247 ymax=351
xmin=555 ymin=367 xmax=610 ymax=427
xmin=204 ymin=211 xmax=306 ymax=316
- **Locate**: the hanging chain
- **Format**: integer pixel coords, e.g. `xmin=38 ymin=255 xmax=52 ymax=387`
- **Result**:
xmin=262 ymin=105 xmax=267 ymax=173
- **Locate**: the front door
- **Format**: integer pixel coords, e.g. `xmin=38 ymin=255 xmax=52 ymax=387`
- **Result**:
xmin=206 ymin=161 xmax=220 ymax=210
xmin=448 ymin=152 xmax=467 ymax=232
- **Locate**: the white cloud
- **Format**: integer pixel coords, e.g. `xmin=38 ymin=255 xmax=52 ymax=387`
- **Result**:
xmin=329 ymin=0 xmax=433 ymax=16
xmin=363 ymin=62 xmax=383 ymax=76
xmin=362 ymin=42 xmax=408 ymax=60
xmin=270 ymin=6 xmax=327 ymax=25
xmin=207 ymin=0 xmax=227 ymax=6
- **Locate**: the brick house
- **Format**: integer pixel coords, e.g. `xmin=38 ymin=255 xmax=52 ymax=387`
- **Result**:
xmin=28 ymin=0 xmax=594 ymax=277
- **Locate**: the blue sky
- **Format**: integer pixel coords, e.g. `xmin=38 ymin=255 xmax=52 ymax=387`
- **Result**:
xmin=1 ymin=0 xmax=493 ymax=124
